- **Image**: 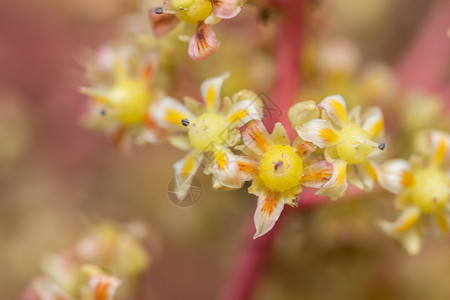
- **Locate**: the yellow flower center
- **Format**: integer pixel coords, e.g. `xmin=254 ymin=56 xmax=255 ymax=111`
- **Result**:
xmin=336 ymin=124 xmax=373 ymax=164
xmin=259 ymin=145 xmax=303 ymax=192
xmin=407 ymin=167 xmax=449 ymax=213
xmin=188 ymin=113 xmax=229 ymax=151
xmin=173 ymin=0 xmax=213 ymax=24
xmin=108 ymin=79 xmax=149 ymax=125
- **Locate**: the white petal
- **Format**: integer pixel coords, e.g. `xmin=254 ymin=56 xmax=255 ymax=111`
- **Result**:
xmin=296 ymin=119 xmax=339 ymax=148
xmin=253 ymin=190 xmax=284 ymax=239
xmin=210 ymin=149 xmax=243 ymax=189
xmin=376 ymin=159 xmax=413 ymax=194
xmin=241 ymin=120 xmax=271 ymax=155
xmin=362 ymin=106 xmax=385 ymax=139
xmin=317 ymin=159 xmax=348 ymax=201
xmin=152 ymin=97 xmax=196 ymax=130
xmin=429 ymin=130 xmax=450 ymax=165
xmin=227 ymin=98 xmax=262 ymax=127
xmin=301 ymin=160 xmax=334 ymax=188
xmin=348 ymin=160 xmax=377 ymax=192
xmin=167 ymin=134 xmax=192 ymax=151
xmin=173 ymin=150 xmax=203 ymax=200
xmin=318 ymin=95 xmax=349 ymax=128
xmin=200 ymin=72 xmax=229 ymax=112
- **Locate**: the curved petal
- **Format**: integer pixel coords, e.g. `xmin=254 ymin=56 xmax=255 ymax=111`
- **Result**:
xmin=253 ymin=189 xmax=284 ymax=239
xmin=212 ymin=0 xmax=242 ymax=19
xmin=292 ymin=137 xmax=317 ymax=158
xmin=347 ymin=160 xmax=377 ymax=192
xmin=89 ymin=275 xmax=121 ymax=300
xmin=200 ymin=72 xmax=229 ymax=112
xmin=152 ymin=97 xmax=196 ymax=130
xmin=301 ymin=160 xmax=334 ymax=188
xmin=227 ymin=98 xmax=262 ymax=127
xmin=376 ymin=159 xmax=414 ymax=194
xmin=348 ymin=105 xmax=361 ymax=126
xmin=236 ymin=157 xmax=260 ymax=181
xmin=378 ymin=206 xmax=422 ymax=255
xmin=362 ymin=106 xmax=385 ymax=139
xmin=188 ymin=24 xmax=221 ymax=61
xmin=167 ymin=134 xmax=192 ymax=151
xmin=173 ymin=150 xmax=203 ymax=200
xmin=296 ymin=119 xmax=339 ymax=148
xmin=270 ymin=122 xmax=290 ymax=145
xmin=316 ymin=159 xmax=348 ymax=201
xmin=318 ymin=95 xmax=349 ymax=128
xmin=210 ymin=149 xmax=243 ymax=189
xmin=241 ymin=120 xmax=271 ymax=155
xmin=429 ymin=130 xmax=450 ymax=165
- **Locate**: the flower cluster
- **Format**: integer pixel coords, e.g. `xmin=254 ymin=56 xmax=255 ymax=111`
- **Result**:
xmin=22 ymin=222 xmax=150 ymax=300
xmin=377 ymin=131 xmax=450 ymax=255
xmin=148 ymin=0 xmax=244 ymax=60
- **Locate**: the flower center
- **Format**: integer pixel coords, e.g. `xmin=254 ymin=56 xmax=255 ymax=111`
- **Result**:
xmin=407 ymin=167 xmax=449 ymax=213
xmin=109 ymin=79 xmax=149 ymax=125
xmin=172 ymin=0 xmax=213 ymax=24
xmin=259 ymin=145 xmax=303 ymax=192
xmin=336 ymin=124 xmax=373 ymax=164
xmin=188 ymin=113 xmax=229 ymax=151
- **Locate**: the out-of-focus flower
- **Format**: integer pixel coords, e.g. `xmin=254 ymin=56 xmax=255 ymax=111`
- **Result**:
xmin=296 ymin=95 xmax=386 ymax=200
xmin=80 ymin=42 xmax=165 ymax=150
xmin=235 ymin=120 xmax=333 ymax=238
xmin=148 ymin=0 xmax=244 ymax=60
xmin=22 ymin=221 xmax=150 ymax=300
xmin=152 ymin=72 xmax=262 ymax=198
xmin=401 ymin=92 xmax=445 ymax=132
xmin=377 ymin=131 xmax=450 ymax=255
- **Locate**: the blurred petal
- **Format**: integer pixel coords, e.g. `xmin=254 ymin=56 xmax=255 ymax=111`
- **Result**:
xmin=89 ymin=275 xmax=121 ymax=300
xmin=188 ymin=24 xmax=221 ymax=61
xmin=227 ymin=99 xmax=262 ymax=127
xmin=317 ymin=159 xmax=348 ymax=201
xmin=377 ymin=159 xmax=414 ymax=194
xmin=429 ymin=130 xmax=450 ymax=165
xmin=301 ymin=160 xmax=334 ymax=188
xmin=200 ymin=72 xmax=229 ymax=112
xmin=362 ymin=107 xmax=384 ymax=139
xmin=152 ymin=97 xmax=195 ymax=130
xmin=173 ymin=150 xmax=203 ymax=199
xmin=296 ymin=119 xmax=339 ymax=148
xmin=348 ymin=160 xmax=377 ymax=192
xmin=212 ymin=0 xmax=242 ymax=18
xmin=241 ymin=120 xmax=270 ymax=155
xmin=253 ymin=190 xmax=284 ymax=239
xmin=318 ymin=95 xmax=349 ymax=128
xmin=24 ymin=278 xmax=72 ymax=300
xmin=148 ymin=7 xmax=178 ymax=37
xmin=270 ymin=123 xmax=290 ymax=145
xmin=167 ymin=135 xmax=192 ymax=151
xmin=347 ymin=105 xmax=361 ymax=125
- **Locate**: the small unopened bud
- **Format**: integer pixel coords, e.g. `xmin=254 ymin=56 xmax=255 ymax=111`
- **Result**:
xmin=155 ymin=7 xmax=164 ymax=14
xmin=181 ymin=118 xmax=190 ymax=126
xmin=378 ymin=143 xmax=386 ymax=150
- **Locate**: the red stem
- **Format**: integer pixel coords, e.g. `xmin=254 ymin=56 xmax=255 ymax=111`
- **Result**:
xmin=221 ymin=2 xmax=306 ymax=300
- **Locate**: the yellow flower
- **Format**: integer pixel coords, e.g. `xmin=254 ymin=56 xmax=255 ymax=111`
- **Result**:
xmin=235 ymin=121 xmax=333 ymax=238
xmin=295 ymin=95 xmax=385 ymax=200
xmin=80 ymin=43 xmax=164 ymax=150
xmin=377 ymin=130 xmax=450 ymax=255
xmin=152 ymin=73 xmax=262 ymax=198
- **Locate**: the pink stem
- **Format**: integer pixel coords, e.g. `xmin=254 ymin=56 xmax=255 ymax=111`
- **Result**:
xmin=221 ymin=2 xmax=306 ymax=300
xmin=396 ymin=0 xmax=450 ymax=97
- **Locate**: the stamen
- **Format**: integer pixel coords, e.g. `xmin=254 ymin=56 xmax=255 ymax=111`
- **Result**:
xmin=355 ymin=144 xmax=360 ymax=150
xmin=181 ymin=118 xmax=190 ymax=126
xmin=100 ymin=109 xmax=106 ymax=116
xmin=155 ymin=7 xmax=164 ymax=14
xmin=378 ymin=143 xmax=386 ymax=150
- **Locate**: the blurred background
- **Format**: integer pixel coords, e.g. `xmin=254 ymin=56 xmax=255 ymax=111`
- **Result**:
xmin=0 ymin=0 xmax=449 ymax=299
